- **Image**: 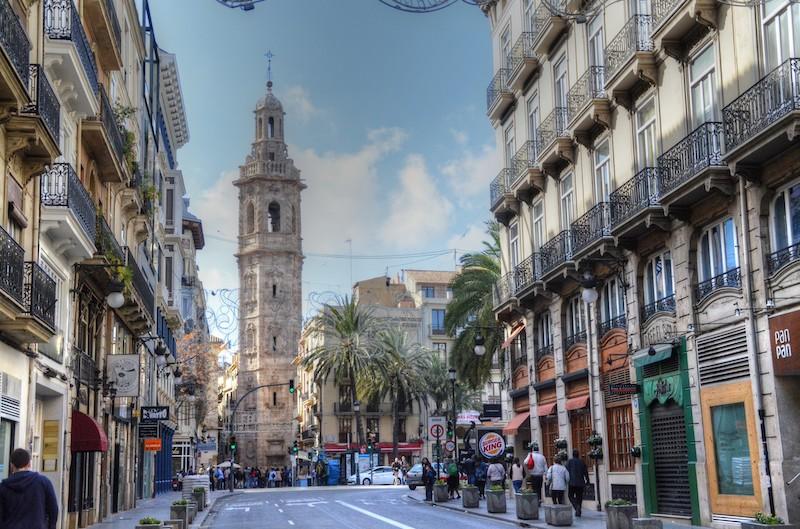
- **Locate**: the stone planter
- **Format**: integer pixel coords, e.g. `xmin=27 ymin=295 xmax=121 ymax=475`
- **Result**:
xmin=515 ymin=493 xmax=539 ymax=520
xmin=433 ymin=483 xmax=449 ymax=503
xmin=187 ymin=502 xmax=196 ymax=523
xmin=193 ymin=490 xmax=205 ymax=510
xmin=632 ymin=518 xmax=664 ymax=529
xmin=607 ymin=505 xmax=639 ymax=529
xmin=486 ymin=490 xmax=507 ymax=513
xmin=741 ymin=523 xmax=798 ymax=529
xmin=169 ymin=505 xmax=188 ymax=529
xmin=135 ymin=524 xmax=163 ymax=529
xmin=164 ymin=521 xmax=183 ymax=529
xmin=462 ymin=487 xmax=480 ymax=508
xmin=544 ymin=504 xmax=573 ymax=526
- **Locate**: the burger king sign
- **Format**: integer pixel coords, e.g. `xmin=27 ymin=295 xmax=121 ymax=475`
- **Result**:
xmin=478 ymin=432 xmax=506 ymax=459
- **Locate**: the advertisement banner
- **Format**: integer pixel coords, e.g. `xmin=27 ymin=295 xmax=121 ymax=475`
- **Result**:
xmin=141 ymin=406 xmax=169 ymax=423
xmin=478 ymin=432 xmax=506 ymax=460
xmin=106 ymin=354 xmax=140 ymax=397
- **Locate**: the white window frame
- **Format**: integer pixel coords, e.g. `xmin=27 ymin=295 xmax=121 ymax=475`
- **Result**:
xmin=601 ymin=278 xmax=626 ymax=322
xmin=527 ymin=92 xmax=539 ymax=154
xmin=762 ymin=0 xmax=800 ymax=71
xmin=565 ymin=294 xmax=585 ymax=337
xmin=524 ymin=0 xmax=536 ymax=33
xmin=594 ymin=138 xmax=612 ymax=202
xmin=771 ymin=179 xmax=800 ymax=251
xmin=689 ymin=43 xmax=719 ymax=127
xmin=560 ymin=173 xmax=575 ymax=230
xmin=587 ymin=14 xmax=605 ymax=68
xmin=644 ymin=250 xmax=675 ymax=305
xmin=553 ymin=54 xmax=569 ymax=108
xmin=698 ymin=217 xmax=739 ymax=281
xmin=636 ymin=97 xmax=658 ymax=170
xmin=532 ymin=199 xmax=545 ymax=250
xmin=504 ymin=121 xmax=516 ymax=169
xmin=509 ymin=220 xmax=520 ymax=269
xmin=501 ymin=24 xmax=512 ymax=70
xmin=536 ymin=311 xmax=552 ymax=349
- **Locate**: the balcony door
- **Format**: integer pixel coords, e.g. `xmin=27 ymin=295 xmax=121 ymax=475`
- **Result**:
xmin=528 ymin=92 xmax=539 ymax=156
xmin=699 ymin=218 xmax=738 ymax=281
xmin=763 ymin=0 xmax=800 ymax=71
xmin=554 ymin=55 xmax=569 ymax=111
xmin=588 ymin=15 xmax=605 ymax=90
xmin=501 ymin=25 xmax=512 ymax=70
xmin=772 ymin=181 xmax=800 ymax=253
xmin=525 ymin=0 xmax=536 ymax=33
xmin=601 ymin=278 xmax=626 ymax=325
xmin=636 ymin=98 xmax=658 ymax=170
xmin=536 ymin=311 xmax=552 ymax=350
xmin=689 ymin=45 xmax=718 ymax=128
xmin=509 ymin=220 xmax=520 ymax=269
xmin=644 ymin=250 xmax=675 ymax=307
xmin=560 ymin=173 xmax=575 ymax=229
xmin=505 ymin=121 xmax=516 ymax=170
xmin=532 ymin=199 xmax=544 ymax=251
xmin=594 ymin=139 xmax=612 ymax=202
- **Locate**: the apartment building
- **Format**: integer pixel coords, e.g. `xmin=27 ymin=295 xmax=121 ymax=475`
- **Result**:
xmin=483 ymin=0 xmax=799 ymax=524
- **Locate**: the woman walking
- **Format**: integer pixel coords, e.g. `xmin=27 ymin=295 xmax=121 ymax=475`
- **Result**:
xmin=511 ymin=457 xmax=525 ymax=493
xmin=421 ymin=458 xmax=436 ymax=502
xmin=546 ymin=456 xmax=570 ymax=504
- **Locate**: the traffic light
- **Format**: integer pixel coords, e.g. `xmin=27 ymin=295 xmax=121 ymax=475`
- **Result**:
xmin=229 ymin=436 xmax=237 ymax=453
xmin=288 ymin=379 xmax=295 ymax=393
xmin=291 ymin=441 xmax=299 ymax=454
xmin=446 ymin=420 xmax=454 ymax=438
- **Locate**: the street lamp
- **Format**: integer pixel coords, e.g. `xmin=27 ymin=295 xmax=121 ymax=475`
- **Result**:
xmin=448 ymin=368 xmax=458 ymax=460
xmin=473 ymin=333 xmax=486 ymax=356
xmin=581 ymin=272 xmax=601 ymax=511
xmin=353 ymin=400 xmax=361 ymax=486
xmin=106 ymin=279 xmax=125 ymax=309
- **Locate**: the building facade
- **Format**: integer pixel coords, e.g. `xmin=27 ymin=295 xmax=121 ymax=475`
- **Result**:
xmin=483 ymin=0 xmax=799 ymax=524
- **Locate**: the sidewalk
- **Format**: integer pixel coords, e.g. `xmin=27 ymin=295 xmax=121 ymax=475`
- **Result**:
xmin=86 ymin=490 xmax=234 ymax=529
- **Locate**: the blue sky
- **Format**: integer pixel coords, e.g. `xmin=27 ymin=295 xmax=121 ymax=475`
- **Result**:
xmin=146 ymin=0 xmax=497 ymax=337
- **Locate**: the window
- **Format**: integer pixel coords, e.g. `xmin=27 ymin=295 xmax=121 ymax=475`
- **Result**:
xmin=771 ymin=181 xmax=800 ymax=251
xmin=763 ymin=0 xmax=800 ymax=70
xmin=431 ymin=309 xmax=446 ymax=333
xmin=500 ymin=25 xmax=512 ymax=69
xmin=421 ymin=286 xmax=436 ymax=298
xmin=245 ymin=203 xmax=255 ymax=233
xmin=570 ymin=409 xmax=592 ymax=466
xmin=560 ymin=173 xmax=575 ymax=229
xmin=601 ymin=278 xmax=626 ymax=322
xmin=338 ymin=385 xmax=353 ymax=406
xmin=536 ymin=311 xmax=552 ymax=349
xmin=166 ymin=188 xmax=174 ymax=225
xmin=268 ymin=117 xmax=274 ymax=138
xmin=710 ymin=402 xmax=754 ymax=496
xmin=554 ymin=55 xmax=569 ymax=108
xmin=527 ymin=93 xmax=539 ymax=156
xmin=434 ymin=342 xmax=447 ymax=355
xmin=594 ymin=140 xmax=612 ymax=202
xmin=532 ymin=200 xmax=545 ymax=250
xmin=338 ymin=418 xmax=352 ymax=443
xmin=366 ymin=418 xmax=380 ymax=442
xmin=272 ymin=284 xmax=277 ymax=297
xmin=588 ymin=15 xmax=605 ymax=70
xmin=644 ymin=250 xmax=675 ymax=304
xmin=690 ymin=45 xmax=718 ymax=127
xmin=636 ymin=98 xmax=658 ymax=169
xmin=524 ymin=0 xmax=536 ymax=32
xmin=540 ymin=415 xmax=559 ymax=464
xmin=509 ymin=221 xmax=520 ymax=268
xmin=165 ymin=256 xmax=173 ymax=296
xmin=699 ymin=218 xmax=738 ymax=280
xmin=504 ymin=122 xmax=516 ymax=169
xmin=272 ymin=335 xmax=277 ymax=351
xmin=267 ymin=202 xmax=280 ymax=233
xmin=607 ymin=405 xmax=634 ymax=471
xmin=565 ymin=295 xmax=585 ymax=337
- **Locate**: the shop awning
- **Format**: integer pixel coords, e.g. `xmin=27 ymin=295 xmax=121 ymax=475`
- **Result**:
xmin=71 ymin=410 xmax=109 ymax=453
xmin=501 ymin=322 xmax=526 ymax=349
xmin=502 ymin=411 xmax=530 ymax=434
xmin=633 ymin=343 xmax=674 ymax=368
xmin=565 ymin=396 xmax=590 ymax=411
xmin=536 ymin=402 xmax=556 ymax=417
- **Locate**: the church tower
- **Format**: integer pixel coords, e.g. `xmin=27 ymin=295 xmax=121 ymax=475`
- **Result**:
xmin=234 ymin=77 xmax=304 ymax=468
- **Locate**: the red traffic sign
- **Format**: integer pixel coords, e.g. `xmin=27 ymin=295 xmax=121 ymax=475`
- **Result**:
xmin=430 ymin=424 xmax=445 ymax=438
xmin=445 ymin=440 xmax=456 ymax=452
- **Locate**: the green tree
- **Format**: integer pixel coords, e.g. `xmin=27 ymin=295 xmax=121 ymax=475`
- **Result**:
xmin=424 ymin=353 xmax=482 ymax=416
xmin=445 ymin=221 xmax=502 ymax=388
xmin=360 ymin=328 xmax=432 ymax=461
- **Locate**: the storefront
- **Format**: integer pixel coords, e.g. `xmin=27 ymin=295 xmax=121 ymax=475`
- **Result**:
xmin=68 ymin=410 xmax=108 ymax=528
xmin=535 ymin=386 xmax=558 ymax=464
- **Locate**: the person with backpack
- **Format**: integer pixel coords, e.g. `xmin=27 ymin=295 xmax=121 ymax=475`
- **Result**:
xmin=446 ymin=458 xmax=460 ymax=499
xmin=474 ymin=455 xmax=488 ymax=499
xmin=525 ymin=445 xmax=547 ymax=503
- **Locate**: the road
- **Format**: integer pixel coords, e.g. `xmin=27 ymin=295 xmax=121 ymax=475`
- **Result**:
xmin=203 ymin=487 xmax=499 ymax=529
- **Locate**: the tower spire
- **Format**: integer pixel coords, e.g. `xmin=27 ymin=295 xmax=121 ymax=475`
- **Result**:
xmin=265 ymin=50 xmax=274 ymax=89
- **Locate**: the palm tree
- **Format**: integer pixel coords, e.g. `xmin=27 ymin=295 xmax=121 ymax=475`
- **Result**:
xmin=360 ymin=328 xmax=432 ymax=460
xmin=445 ymin=221 xmax=502 ymax=388
xmin=424 ymin=353 xmax=482 ymax=416
xmin=302 ymin=295 xmax=379 ymax=450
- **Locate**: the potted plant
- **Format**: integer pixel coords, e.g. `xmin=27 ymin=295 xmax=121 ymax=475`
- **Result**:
xmin=587 ymin=432 xmax=603 ymax=447
xmin=136 ymin=517 xmax=162 ymax=529
xmin=741 ymin=512 xmax=797 ymax=529
xmin=606 ymin=499 xmax=638 ymax=529
xmin=170 ymin=499 xmax=189 ymax=528
xmin=192 ymin=487 xmax=205 ymax=510
xmin=462 ymin=483 xmax=480 ymax=508
xmin=486 ymin=484 xmax=507 ymax=513
xmin=555 ymin=438 xmax=568 ymax=450
xmin=186 ymin=501 xmax=197 ymax=523
xmin=515 ymin=488 xmax=539 ymax=520
xmin=433 ymin=479 xmax=449 ymax=502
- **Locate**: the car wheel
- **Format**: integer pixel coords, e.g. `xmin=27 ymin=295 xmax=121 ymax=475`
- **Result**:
xmin=408 ymin=485 xmax=417 ymax=490
xmin=362 ymin=478 xmax=372 ymax=486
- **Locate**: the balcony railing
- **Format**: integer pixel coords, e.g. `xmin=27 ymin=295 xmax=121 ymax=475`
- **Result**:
xmin=0 ymin=0 xmax=31 ymax=87
xmin=513 ymin=253 xmax=542 ymax=294
xmin=44 ymin=0 xmax=99 ymax=94
xmin=571 ymin=202 xmax=611 ymax=253
xmin=97 ymin=86 xmax=125 ymax=165
xmin=41 ymin=163 xmax=97 ymax=242
xmin=334 ymin=402 xmax=353 ymax=414
xmin=567 ymin=66 xmax=606 ymax=123
xmin=429 ymin=325 xmax=447 ymax=336
xmin=493 ymin=272 xmax=514 ymax=307
xmin=511 ymin=352 xmax=528 ymax=371
xmin=512 ymin=141 xmax=539 ymax=186
xmin=563 ymin=330 xmax=587 ymax=351
xmin=658 ymin=122 xmax=724 ymax=196
xmin=105 ymin=0 xmax=121 ymax=51
xmin=73 ymin=349 xmax=97 ymax=387
xmin=486 ymin=68 xmax=511 ymax=112
xmin=534 ymin=343 xmax=554 ymax=364
xmin=535 ymin=107 xmax=569 ymax=159
xmin=604 ymin=15 xmax=653 ymax=82
xmin=641 ymin=294 xmax=676 ymax=321
xmin=723 ymin=58 xmax=800 ymax=152
xmin=96 ymin=216 xmax=123 ymax=263
xmin=0 ymin=225 xmax=25 ymax=306
xmin=652 ymin=0 xmax=685 ymax=29
xmin=598 ymin=314 xmax=627 ymax=337
xmin=540 ymin=230 xmax=573 ymax=274
xmin=23 ymin=262 xmax=56 ymax=330
xmin=767 ymin=241 xmax=800 ymax=275
xmin=21 ymin=65 xmax=60 ymax=142
xmin=508 ymin=32 xmax=536 ymax=76
xmin=610 ymin=167 xmax=661 ymax=227
xmin=490 ymin=168 xmax=512 ymax=209
xmin=695 ymin=267 xmax=741 ymax=302
xmin=125 ymin=248 xmax=154 ymax=320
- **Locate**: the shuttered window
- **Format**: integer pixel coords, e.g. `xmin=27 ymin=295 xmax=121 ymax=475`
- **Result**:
xmin=607 ymin=405 xmax=634 ymax=471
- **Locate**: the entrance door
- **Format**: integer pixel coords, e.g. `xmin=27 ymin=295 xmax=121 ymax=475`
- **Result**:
xmin=650 ymin=401 xmax=692 ymax=516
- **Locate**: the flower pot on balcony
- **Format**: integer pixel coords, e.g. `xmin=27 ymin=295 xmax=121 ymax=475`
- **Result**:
xmin=516 ymin=492 xmax=539 ymax=520
xmin=486 ymin=489 xmax=507 ymax=513
xmin=433 ymin=483 xmax=449 ymax=502
xmin=462 ymin=486 xmax=480 ymax=508
xmin=606 ymin=504 xmax=639 ymax=529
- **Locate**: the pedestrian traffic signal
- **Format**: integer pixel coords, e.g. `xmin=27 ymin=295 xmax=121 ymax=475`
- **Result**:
xmin=446 ymin=420 xmax=454 ymax=438
xmin=289 ymin=379 xmax=295 ymax=393
xmin=229 ymin=436 xmax=237 ymax=453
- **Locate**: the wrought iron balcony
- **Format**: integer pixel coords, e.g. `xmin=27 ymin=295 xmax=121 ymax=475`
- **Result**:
xmin=333 ymin=402 xmax=354 ymax=415
xmin=534 ymin=343 xmax=554 ymax=364
xmin=96 ymin=216 xmax=123 ymax=263
xmin=563 ymin=330 xmax=587 ymax=351
xmin=23 ymin=262 xmax=56 ymax=330
xmin=41 ymin=162 xmax=97 ymax=244
xmin=652 ymin=0 xmax=683 ymax=29
xmin=513 ymin=253 xmax=542 ymax=295
xmin=511 ymin=352 xmax=528 ymax=371
xmin=126 ymin=248 xmax=154 ymax=321
xmin=604 ymin=15 xmax=653 ymax=83
xmin=0 ymin=225 xmax=25 ymax=307
xmin=695 ymin=267 xmax=741 ymax=302
xmin=0 ymin=0 xmax=31 ymax=89
xmin=723 ymin=58 xmax=800 ymax=153
xmin=641 ymin=294 xmax=676 ymax=321
xmin=489 ymin=168 xmax=512 ymax=209
xmin=486 ymin=68 xmax=513 ymax=119
xmin=429 ymin=324 xmax=447 ymax=336
xmin=567 ymin=66 xmax=606 ymax=124
xmin=531 ymin=1 xmax=568 ymax=56
xmin=44 ymin=0 xmax=99 ymax=94
xmin=99 ymin=86 xmax=125 ymax=165
xmin=493 ymin=272 xmax=514 ymax=307
xmin=767 ymin=241 xmax=800 ymax=275
xmin=540 ymin=230 xmax=574 ymax=275
xmin=508 ymin=32 xmax=538 ymax=90
xmin=610 ymin=167 xmax=661 ymax=227
xmin=571 ymin=202 xmax=612 ymax=254
xmin=21 ymin=65 xmax=60 ymax=142
xmin=535 ymin=107 xmax=570 ymax=160
xmin=73 ymin=349 xmax=98 ymax=387
xmin=512 ymin=141 xmax=540 ymax=187
xmin=657 ymin=121 xmax=724 ymax=197
xmin=598 ymin=314 xmax=627 ymax=337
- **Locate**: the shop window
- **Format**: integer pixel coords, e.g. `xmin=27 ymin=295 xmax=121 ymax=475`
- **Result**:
xmin=540 ymin=415 xmax=559 ymax=464
xmin=607 ymin=405 xmax=634 ymax=471
xmin=570 ymin=409 xmax=592 ymax=466
xmin=710 ymin=402 xmax=753 ymax=496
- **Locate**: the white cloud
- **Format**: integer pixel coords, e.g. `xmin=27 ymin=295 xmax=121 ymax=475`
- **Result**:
xmin=447 ymin=223 xmax=488 ymax=253
xmin=284 ymin=86 xmax=318 ymax=123
xmin=381 ymin=154 xmax=454 ymax=249
xmin=450 ymin=129 xmax=469 ymax=145
xmin=193 ymin=169 xmax=239 ymax=292
xmin=440 ymin=143 xmax=500 ymax=202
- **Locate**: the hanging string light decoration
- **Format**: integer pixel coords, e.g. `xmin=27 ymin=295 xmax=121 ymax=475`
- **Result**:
xmin=218 ymin=0 xmax=489 ymax=12
xmin=205 ymin=288 xmax=240 ymax=348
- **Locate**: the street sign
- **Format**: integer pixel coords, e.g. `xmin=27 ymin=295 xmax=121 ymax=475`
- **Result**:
xmin=138 ymin=423 xmax=158 ymax=439
xmin=428 ymin=416 xmax=446 ymax=439
xmin=444 ymin=440 xmax=456 ymax=452
xmin=143 ymin=438 xmax=162 ymax=451
xmin=608 ymin=383 xmax=641 ymax=395
xmin=141 ymin=406 xmax=169 ymax=423
xmin=482 ymin=403 xmax=502 ymax=419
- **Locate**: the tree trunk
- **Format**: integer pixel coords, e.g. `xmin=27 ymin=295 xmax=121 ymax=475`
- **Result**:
xmin=391 ymin=396 xmax=400 ymax=461
xmin=351 ymin=368 xmax=364 ymax=449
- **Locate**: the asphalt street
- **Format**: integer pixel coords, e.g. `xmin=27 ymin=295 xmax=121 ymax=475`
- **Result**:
xmin=203 ymin=487 xmax=503 ymax=529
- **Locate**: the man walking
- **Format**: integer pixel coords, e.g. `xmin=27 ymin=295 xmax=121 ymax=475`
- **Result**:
xmin=0 ymin=448 xmax=59 ymax=529
xmin=528 ymin=445 xmax=547 ymax=503
xmin=565 ymin=450 xmax=590 ymax=516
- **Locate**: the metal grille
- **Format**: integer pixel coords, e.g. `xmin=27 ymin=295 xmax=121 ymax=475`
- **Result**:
xmin=23 ymin=262 xmax=56 ymax=330
xmin=571 ymin=202 xmax=611 ymax=252
xmin=610 ymin=484 xmax=637 ymax=503
xmin=0 ymin=225 xmax=25 ymax=305
xmin=767 ymin=240 xmax=800 ymax=274
xmin=43 ymin=0 xmax=99 ymax=94
xmin=650 ymin=401 xmax=691 ymax=516
xmin=610 ymin=167 xmax=660 ymax=227
xmin=603 ymin=369 xmax=632 ymax=404
xmin=22 ymin=65 xmax=61 ymax=141
xmin=489 ymin=168 xmax=511 ymax=209
xmin=604 ymin=15 xmax=653 ymax=81
xmin=657 ymin=122 xmax=724 ymax=196
xmin=0 ymin=373 xmax=22 ymax=422
xmin=642 ymin=353 xmax=680 ymax=379
xmin=694 ymin=267 xmax=741 ymax=302
xmin=696 ymin=325 xmax=749 ymax=386
xmin=0 ymin=0 xmax=30 ymax=87
xmin=486 ymin=68 xmax=511 ymax=111
xmin=41 ymin=163 xmax=97 ymax=241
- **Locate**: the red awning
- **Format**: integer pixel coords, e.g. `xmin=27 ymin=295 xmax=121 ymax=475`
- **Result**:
xmin=501 ymin=322 xmax=526 ymax=349
xmin=71 ymin=410 xmax=108 ymax=453
xmin=323 ymin=443 xmax=352 ymax=453
xmin=565 ymin=396 xmax=590 ymax=411
xmin=502 ymin=411 xmax=530 ymax=435
xmin=536 ymin=402 xmax=556 ymax=417
xmin=377 ymin=441 xmax=423 ymax=453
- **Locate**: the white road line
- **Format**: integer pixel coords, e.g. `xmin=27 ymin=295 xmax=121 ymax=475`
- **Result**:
xmin=288 ymin=521 xmax=295 ymax=526
xmin=278 ymin=508 xmax=284 ymax=513
xmin=335 ymin=500 xmax=417 ymax=529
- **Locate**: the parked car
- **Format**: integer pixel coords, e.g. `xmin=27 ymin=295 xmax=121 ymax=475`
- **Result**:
xmin=405 ymin=463 xmax=449 ymax=490
xmin=346 ymin=465 xmax=396 ymax=485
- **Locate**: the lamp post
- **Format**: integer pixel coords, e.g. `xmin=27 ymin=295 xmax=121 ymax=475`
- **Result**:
xmin=353 ymin=400 xmax=361 ymax=486
xmin=448 ymin=368 xmax=457 ymax=460
xmin=581 ymin=274 xmax=601 ymax=511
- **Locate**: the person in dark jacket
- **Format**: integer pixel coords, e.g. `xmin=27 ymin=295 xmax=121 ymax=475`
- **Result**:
xmin=565 ymin=450 xmax=590 ymax=516
xmin=421 ymin=458 xmax=436 ymax=502
xmin=0 ymin=448 xmax=59 ymax=529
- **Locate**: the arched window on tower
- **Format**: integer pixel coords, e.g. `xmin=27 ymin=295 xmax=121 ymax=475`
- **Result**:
xmin=268 ymin=202 xmax=280 ymax=233
xmin=257 ymin=117 xmax=262 ymax=139
xmin=245 ymin=202 xmax=255 ymax=234
xmin=268 ymin=117 xmax=275 ymax=138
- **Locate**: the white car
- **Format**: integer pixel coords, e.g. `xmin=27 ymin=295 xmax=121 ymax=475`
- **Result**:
xmin=346 ymin=465 xmax=397 ymax=485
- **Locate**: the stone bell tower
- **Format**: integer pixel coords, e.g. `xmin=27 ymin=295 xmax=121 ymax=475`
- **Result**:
xmin=234 ymin=74 xmax=304 ymax=468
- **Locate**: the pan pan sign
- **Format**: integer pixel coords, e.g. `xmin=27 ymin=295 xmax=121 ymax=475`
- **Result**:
xmin=141 ymin=406 xmax=169 ymax=423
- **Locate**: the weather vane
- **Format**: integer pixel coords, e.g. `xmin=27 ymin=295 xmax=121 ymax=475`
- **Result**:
xmin=265 ymin=50 xmax=274 ymax=83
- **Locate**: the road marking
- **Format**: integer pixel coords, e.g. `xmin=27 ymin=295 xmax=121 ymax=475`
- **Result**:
xmin=335 ymin=500 xmax=417 ymax=529
xmin=288 ymin=521 xmax=295 ymax=526
xmin=224 ymin=506 xmax=250 ymax=512
xmin=278 ymin=508 xmax=284 ymax=513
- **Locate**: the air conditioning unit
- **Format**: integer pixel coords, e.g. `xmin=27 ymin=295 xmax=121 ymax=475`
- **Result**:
xmin=0 ymin=373 xmax=22 ymax=422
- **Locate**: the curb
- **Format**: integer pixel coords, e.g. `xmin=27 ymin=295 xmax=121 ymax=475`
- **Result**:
xmin=197 ymin=492 xmax=242 ymax=528
xmin=406 ymin=493 xmax=536 ymax=528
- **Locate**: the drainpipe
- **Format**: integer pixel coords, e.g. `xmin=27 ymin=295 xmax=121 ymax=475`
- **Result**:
xmin=737 ymin=173 xmax=775 ymax=515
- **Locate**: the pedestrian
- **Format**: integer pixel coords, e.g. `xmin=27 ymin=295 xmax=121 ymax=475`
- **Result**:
xmin=487 ymin=458 xmax=506 ymax=488
xmin=526 ymin=445 xmax=547 ymax=502
xmin=565 ymin=450 xmax=590 ymax=516
xmin=209 ymin=466 xmax=216 ymax=491
xmin=275 ymin=467 xmax=282 ymax=488
xmin=421 ymin=458 xmax=436 ymax=502
xmin=0 ymin=448 xmax=58 ymax=529
xmin=446 ymin=458 xmax=460 ymax=499
xmin=546 ymin=456 xmax=569 ymax=505
xmin=401 ymin=456 xmax=409 ymax=484
xmin=474 ymin=456 xmax=488 ymax=499
xmin=462 ymin=455 xmax=475 ymax=485
xmin=511 ymin=457 xmax=525 ymax=493
xmin=215 ymin=466 xmax=224 ymax=490
xmin=391 ymin=458 xmax=401 ymax=485
xmin=268 ymin=468 xmax=276 ymax=488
